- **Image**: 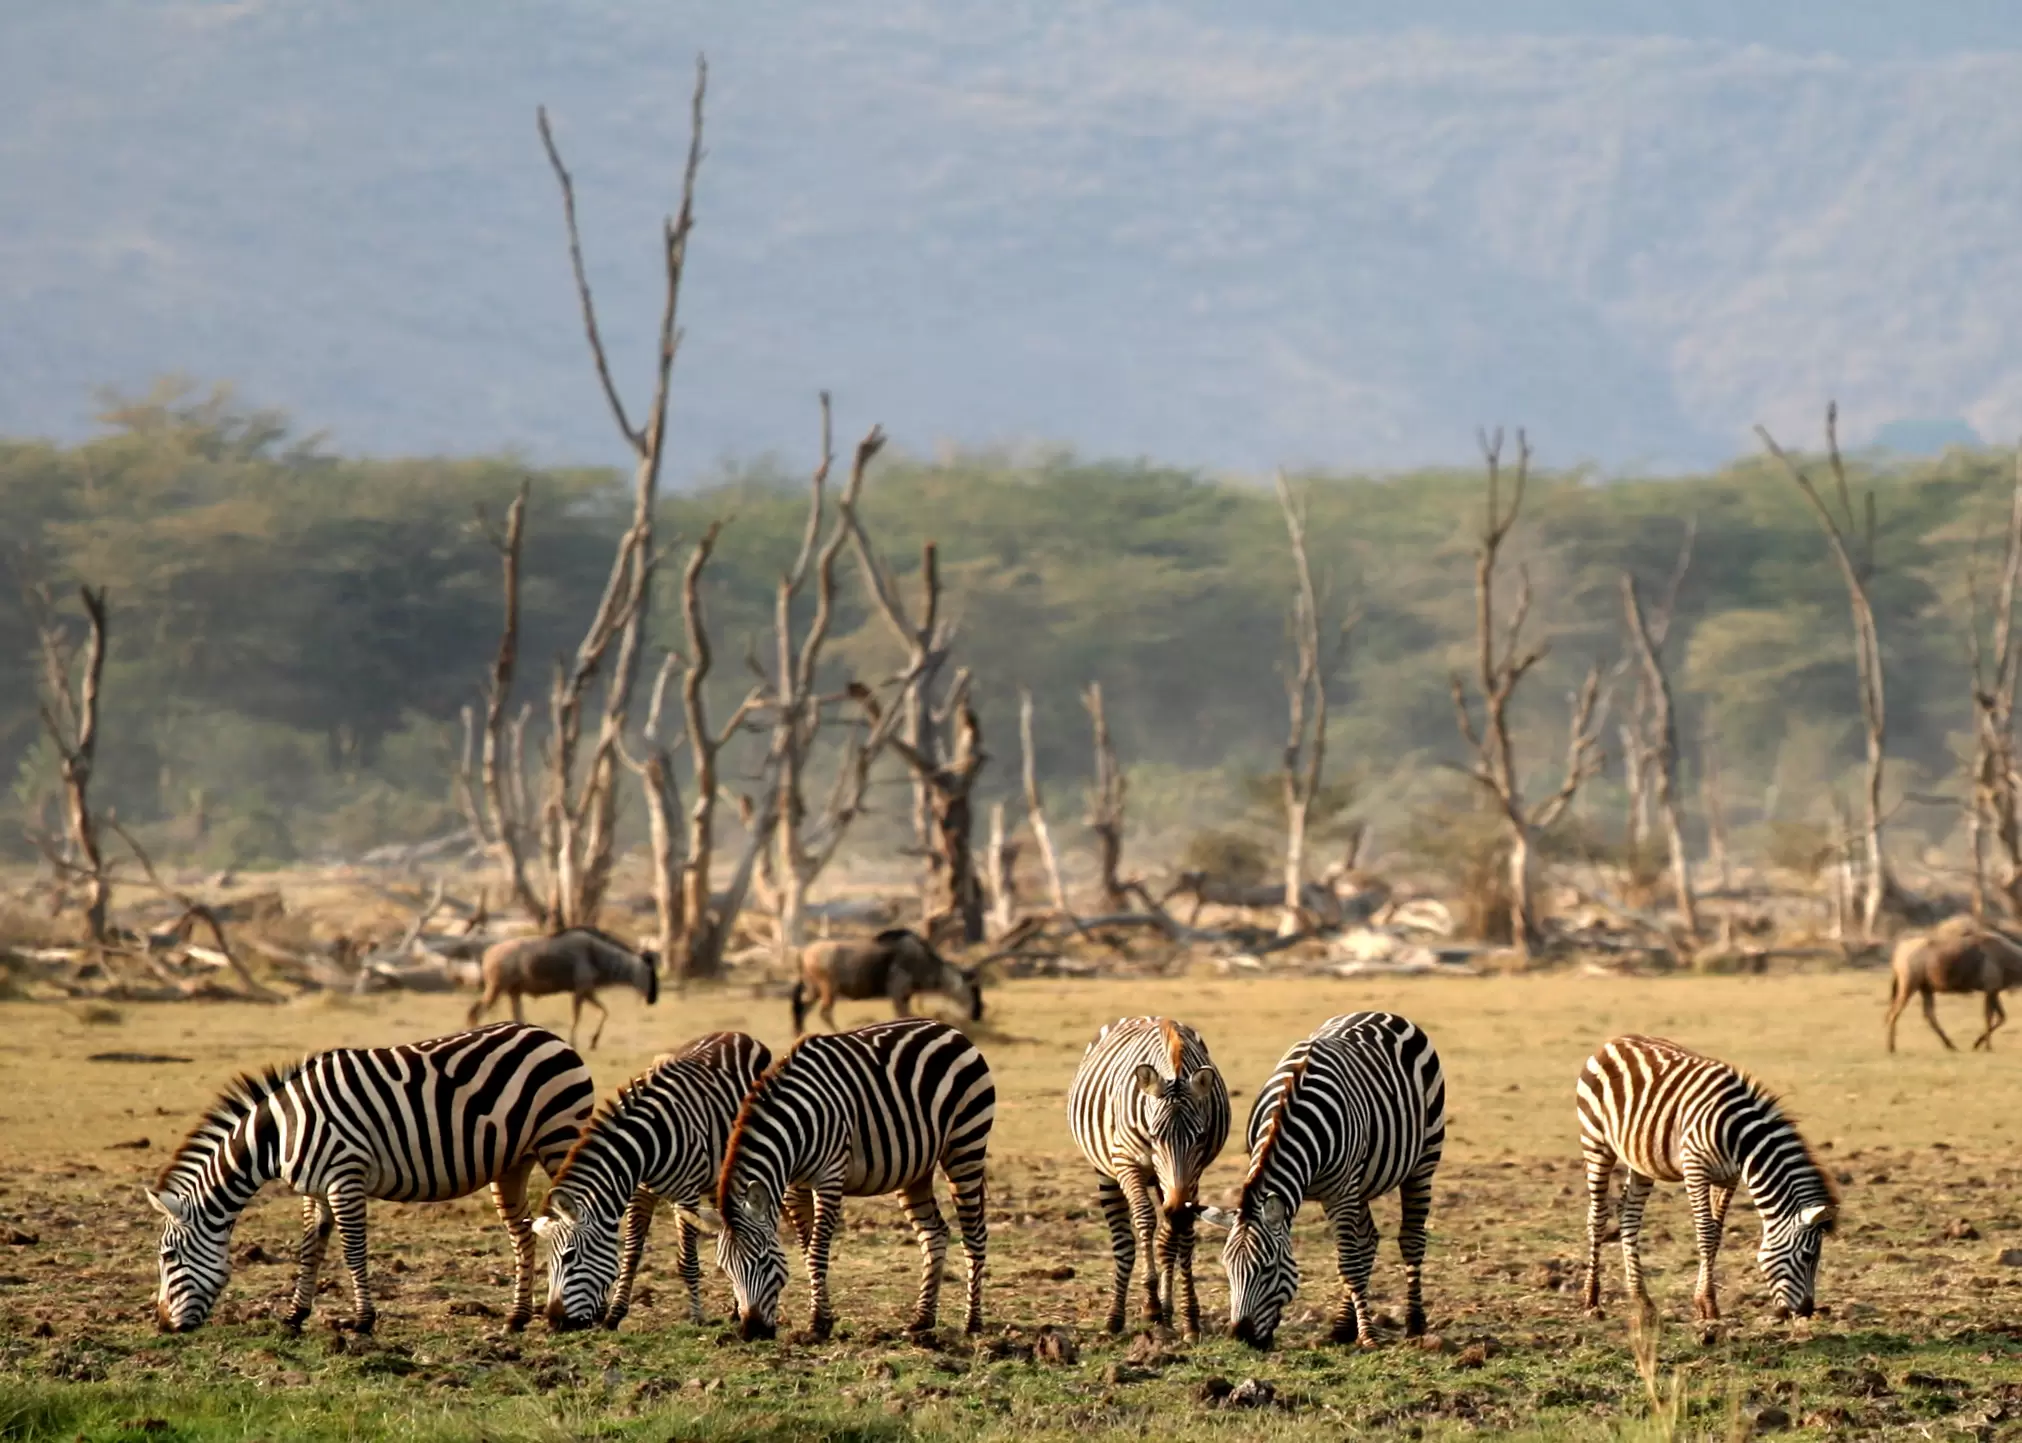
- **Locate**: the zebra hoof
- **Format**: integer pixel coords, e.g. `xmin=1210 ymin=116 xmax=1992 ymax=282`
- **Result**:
xmin=1102 ymin=1315 xmax=1125 ymax=1335
xmin=504 ymin=1312 xmax=530 ymax=1334
xmin=809 ymin=1314 xmax=835 ymax=1342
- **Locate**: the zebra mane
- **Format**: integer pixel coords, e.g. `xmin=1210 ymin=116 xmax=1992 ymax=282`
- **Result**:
xmin=1707 ymin=1055 xmax=1842 ymax=1209
xmin=1239 ymin=1047 xmax=1314 ymax=1203
xmin=553 ymin=1069 xmax=656 ymax=1185
xmin=716 ymin=1037 xmax=812 ymax=1211
xmin=1159 ymin=1018 xmax=1188 ymax=1078
xmin=155 ymin=1060 xmax=304 ymax=1193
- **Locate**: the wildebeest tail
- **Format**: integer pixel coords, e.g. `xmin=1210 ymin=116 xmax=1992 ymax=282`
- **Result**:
xmin=790 ymin=979 xmax=808 ymax=1034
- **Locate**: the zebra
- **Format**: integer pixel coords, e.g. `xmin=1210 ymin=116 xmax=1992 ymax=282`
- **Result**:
xmin=790 ymin=928 xmax=983 ymax=1035
xmin=677 ymin=1017 xmax=995 ymax=1341
xmin=1577 ymin=1035 xmax=1839 ymax=1322
xmin=467 ymin=926 xmax=659 ymax=1050
xmin=145 ymin=1021 xmax=593 ymax=1334
xmin=1198 ymin=1011 xmax=1446 ymax=1350
xmin=1066 ymin=1015 xmax=1230 ymax=1337
xmin=532 ymin=1031 xmax=772 ymax=1331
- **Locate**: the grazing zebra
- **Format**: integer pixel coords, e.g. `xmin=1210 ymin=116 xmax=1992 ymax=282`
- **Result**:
xmin=533 ymin=1031 xmax=772 ymax=1331
xmin=789 ymin=928 xmax=983 ymax=1034
xmin=1884 ymin=921 xmax=2022 ymax=1052
xmin=1198 ymin=1011 xmax=1446 ymax=1350
xmin=678 ymin=1017 xmax=995 ymax=1341
xmin=145 ymin=1022 xmax=593 ymax=1334
xmin=467 ymin=926 xmax=660 ymax=1050
xmin=1577 ymin=1035 xmax=1838 ymax=1322
xmin=1066 ymin=1015 xmax=1230 ymax=1337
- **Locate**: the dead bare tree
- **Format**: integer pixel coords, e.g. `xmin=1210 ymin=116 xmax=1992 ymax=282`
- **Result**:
xmin=1273 ymin=474 xmax=1356 ymax=935
xmin=1450 ymin=429 xmax=1607 ymax=957
xmin=673 ymin=523 xmax=767 ymax=980
xmin=985 ymin=800 xmax=1019 ymax=937
xmin=838 ymin=489 xmax=988 ymax=941
xmin=1018 ymin=689 xmax=1070 ymax=914
xmin=1616 ymin=519 xmax=1695 ymax=857
xmin=455 ymin=481 xmax=543 ymax=920
xmin=1756 ymin=403 xmax=1895 ymax=936
xmin=528 ymin=58 xmax=705 ymax=929
xmin=1082 ymin=680 xmax=1129 ymax=912
xmin=617 ymin=655 xmax=685 ymax=969
xmin=1699 ymin=725 xmax=1733 ymax=894
xmin=28 ymin=583 xmax=111 ymax=944
xmin=1965 ymin=445 xmax=2022 ymax=921
xmin=767 ymin=399 xmax=910 ymax=950
xmin=1621 ymin=558 xmax=1700 ymax=942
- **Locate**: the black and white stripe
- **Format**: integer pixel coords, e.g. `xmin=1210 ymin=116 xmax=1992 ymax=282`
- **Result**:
xmin=534 ymin=1031 xmax=772 ymax=1330
xmin=1201 ymin=1012 xmax=1446 ymax=1349
xmin=1066 ymin=1015 xmax=1230 ymax=1337
xmin=145 ymin=1022 xmax=592 ymax=1333
xmin=1577 ymin=1035 xmax=1837 ymax=1321
xmin=680 ymin=1017 xmax=995 ymax=1341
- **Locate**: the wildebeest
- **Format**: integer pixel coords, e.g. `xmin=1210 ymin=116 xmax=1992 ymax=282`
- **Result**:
xmin=468 ymin=927 xmax=659 ymax=1049
xmin=789 ymin=928 xmax=982 ymax=1034
xmin=1885 ymin=919 xmax=2022 ymax=1052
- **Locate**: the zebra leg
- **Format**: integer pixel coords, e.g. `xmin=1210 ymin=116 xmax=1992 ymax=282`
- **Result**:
xmin=805 ymin=1187 xmax=844 ymax=1340
xmin=1617 ymin=1171 xmax=1656 ymax=1310
xmin=784 ymin=1185 xmax=817 ymax=1253
xmin=586 ymin=993 xmax=611 ymax=1050
xmin=1683 ymin=1166 xmax=1723 ymax=1322
xmin=327 ymin=1179 xmax=375 ymax=1334
xmin=899 ymin=1177 xmax=950 ymax=1335
xmin=1325 ymin=1196 xmax=1381 ymax=1346
xmin=284 ymin=1194 xmax=334 ymax=1331
xmin=1397 ymin=1163 xmax=1435 ymax=1338
xmin=675 ymin=1211 xmax=704 ymax=1324
xmin=1116 ymin=1166 xmax=1165 ymax=1324
xmin=1580 ymin=1144 xmax=1616 ymax=1314
xmin=491 ymin=1157 xmax=538 ymax=1332
xmin=606 ymin=1187 xmax=657 ymax=1329
xmin=1158 ymin=1203 xmax=1203 ymax=1339
xmin=950 ymin=1161 xmax=988 ymax=1334
xmin=1095 ymin=1175 xmax=1137 ymax=1333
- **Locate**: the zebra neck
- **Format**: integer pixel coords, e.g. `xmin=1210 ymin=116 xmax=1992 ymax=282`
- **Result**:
xmin=558 ymin=1112 xmax=662 ymax=1219
xmin=191 ymin=1110 xmax=282 ymax=1222
xmin=1243 ymin=1147 xmax=1313 ymax=1215
xmin=1734 ymin=1116 xmax=1828 ymax=1220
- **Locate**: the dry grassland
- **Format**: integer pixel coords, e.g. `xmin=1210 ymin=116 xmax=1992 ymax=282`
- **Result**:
xmin=1 ymin=970 xmax=2019 ymax=1440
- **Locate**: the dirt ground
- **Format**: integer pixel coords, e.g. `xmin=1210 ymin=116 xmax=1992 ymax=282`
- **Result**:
xmin=1 ymin=970 xmax=2019 ymax=1440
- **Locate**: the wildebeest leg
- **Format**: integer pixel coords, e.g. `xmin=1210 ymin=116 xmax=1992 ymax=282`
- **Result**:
xmin=585 ymin=992 xmax=611 ymax=1050
xmin=1883 ymin=975 xmax=1910 ymax=1053
xmin=467 ymin=983 xmax=496 ymax=1027
xmin=1922 ymin=987 xmax=1958 ymax=1050
xmin=819 ymin=985 xmax=838 ymax=1032
xmin=492 ymin=1157 xmax=538 ymax=1331
xmin=509 ymin=991 xmax=525 ymax=1025
xmin=568 ymin=993 xmax=583 ymax=1049
xmin=1974 ymin=989 xmax=2006 ymax=1051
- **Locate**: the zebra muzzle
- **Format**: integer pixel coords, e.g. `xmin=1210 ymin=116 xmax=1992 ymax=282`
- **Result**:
xmin=738 ymin=1312 xmax=777 ymax=1342
xmin=544 ymin=1298 xmax=594 ymax=1332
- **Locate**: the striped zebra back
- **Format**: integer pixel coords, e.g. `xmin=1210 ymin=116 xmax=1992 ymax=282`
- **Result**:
xmin=147 ymin=1022 xmax=594 ymax=1331
xmin=1242 ymin=1011 xmax=1446 ymax=1212
xmin=1068 ymin=1016 xmax=1231 ymax=1209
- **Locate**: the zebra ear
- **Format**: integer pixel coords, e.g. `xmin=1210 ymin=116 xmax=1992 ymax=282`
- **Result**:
xmin=545 ymin=1194 xmax=577 ymax=1225
xmin=1185 ymin=1066 xmax=1220 ymax=1103
xmin=742 ymin=1179 xmax=771 ymax=1216
xmin=1196 ymin=1205 xmax=1238 ymax=1231
xmin=1133 ymin=1063 xmax=1165 ymax=1097
xmin=1799 ymin=1203 xmax=1836 ymax=1231
xmin=1260 ymin=1193 xmax=1293 ymax=1230
xmin=142 ymin=1187 xmax=184 ymax=1223
xmin=673 ymin=1204 xmax=724 ymax=1236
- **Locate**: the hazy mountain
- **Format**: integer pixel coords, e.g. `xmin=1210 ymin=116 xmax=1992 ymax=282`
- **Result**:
xmin=6 ymin=2 xmax=2022 ymax=475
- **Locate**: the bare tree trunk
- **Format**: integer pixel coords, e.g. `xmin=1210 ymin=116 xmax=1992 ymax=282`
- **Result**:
xmin=619 ymin=655 xmax=685 ymax=968
xmin=529 ymin=59 xmax=706 ymax=929
xmin=1700 ymin=725 xmax=1732 ymax=893
xmin=1019 ymin=689 xmax=1069 ymax=914
xmin=1965 ymin=444 xmax=2022 ymax=920
xmin=1621 ymin=571 xmax=1700 ymax=941
xmin=890 ymin=674 xmax=987 ymax=942
xmin=986 ymin=800 xmax=1018 ymax=937
xmin=1273 ymin=474 xmax=1354 ymax=936
xmin=1758 ymin=404 xmax=1893 ymax=936
xmin=1082 ymin=681 xmax=1129 ymax=912
xmin=1449 ymin=430 xmax=1606 ymax=958
xmin=676 ymin=523 xmax=765 ymax=981
xmin=30 ymin=584 xmax=111 ymax=944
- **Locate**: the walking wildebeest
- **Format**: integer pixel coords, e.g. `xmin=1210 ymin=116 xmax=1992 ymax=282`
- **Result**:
xmin=469 ymin=927 xmax=659 ymax=1049
xmin=1884 ymin=919 xmax=2022 ymax=1052
xmin=789 ymin=928 xmax=983 ymax=1034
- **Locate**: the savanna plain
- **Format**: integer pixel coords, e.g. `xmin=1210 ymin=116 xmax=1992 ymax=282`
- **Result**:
xmin=1 ymin=971 xmax=2018 ymax=1442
